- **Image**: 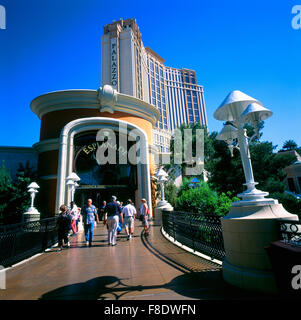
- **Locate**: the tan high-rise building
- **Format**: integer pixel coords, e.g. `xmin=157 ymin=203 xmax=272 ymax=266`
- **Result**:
xmin=101 ymin=18 xmax=149 ymax=103
xmin=101 ymin=18 xmax=208 ymax=153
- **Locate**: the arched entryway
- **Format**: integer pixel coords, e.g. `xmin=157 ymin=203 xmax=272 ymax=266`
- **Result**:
xmin=56 ymin=117 xmax=153 ymax=217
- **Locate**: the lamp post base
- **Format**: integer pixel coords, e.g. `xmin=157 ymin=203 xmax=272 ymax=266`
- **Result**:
xmin=221 ymin=202 xmax=298 ymax=293
xmin=232 ymin=198 xmax=278 ymax=207
xmin=156 ymin=200 xmax=169 ymax=208
xmin=223 ymin=259 xmax=278 ymax=294
xmin=155 ymin=202 xmax=173 ymax=225
xmin=236 ymin=186 xmax=279 ymax=206
xmin=23 ymin=207 xmax=41 ymax=223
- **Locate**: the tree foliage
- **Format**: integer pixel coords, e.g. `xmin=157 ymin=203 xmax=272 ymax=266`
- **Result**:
xmin=270 ymin=192 xmax=301 ymax=219
xmin=0 ymin=161 xmax=37 ymax=225
xmin=164 ymin=182 xmax=178 ymax=208
xmin=206 ymin=123 xmax=296 ymax=197
xmin=282 ymin=139 xmax=298 ymax=151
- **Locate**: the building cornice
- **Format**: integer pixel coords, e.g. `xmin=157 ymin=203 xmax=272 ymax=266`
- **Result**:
xmin=33 ymin=138 xmax=60 ymax=153
xmin=0 ymin=146 xmax=36 ymax=153
xmin=30 ymin=85 xmax=160 ymax=125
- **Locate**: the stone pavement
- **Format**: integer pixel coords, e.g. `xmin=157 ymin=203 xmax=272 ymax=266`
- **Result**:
xmin=0 ymin=220 xmax=277 ymax=300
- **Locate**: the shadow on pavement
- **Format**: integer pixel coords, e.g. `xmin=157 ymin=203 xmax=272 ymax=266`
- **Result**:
xmin=39 ymin=271 xmax=279 ymax=300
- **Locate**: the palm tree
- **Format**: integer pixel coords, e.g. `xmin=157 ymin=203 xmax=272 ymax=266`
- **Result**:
xmin=282 ymin=140 xmax=298 ymax=151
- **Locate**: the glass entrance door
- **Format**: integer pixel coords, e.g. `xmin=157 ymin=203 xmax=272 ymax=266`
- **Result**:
xmin=74 ymin=187 xmax=136 ymax=210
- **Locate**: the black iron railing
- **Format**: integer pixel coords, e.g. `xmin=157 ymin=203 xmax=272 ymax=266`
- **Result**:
xmin=279 ymin=219 xmax=301 ymax=246
xmin=162 ymin=210 xmax=225 ymax=260
xmin=0 ymin=217 xmax=58 ymax=267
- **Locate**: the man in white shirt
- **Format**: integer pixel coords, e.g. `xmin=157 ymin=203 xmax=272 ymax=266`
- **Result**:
xmin=121 ymin=199 xmax=137 ymax=240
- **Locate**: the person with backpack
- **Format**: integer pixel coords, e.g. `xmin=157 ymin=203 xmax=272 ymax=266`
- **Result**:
xmin=55 ymin=204 xmax=72 ymax=251
xmin=103 ymin=196 xmax=122 ymax=246
xmin=140 ymin=198 xmax=149 ymax=237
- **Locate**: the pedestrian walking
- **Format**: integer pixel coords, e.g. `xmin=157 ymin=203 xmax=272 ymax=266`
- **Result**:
xmin=81 ymin=199 xmax=99 ymax=247
xmin=116 ymin=201 xmax=123 ymax=235
xmin=75 ymin=207 xmax=81 ymax=232
xmin=70 ymin=201 xmax=78 ymax=235
xmin=103 ymin=196 xmax=122 ymax=246
xmin=140 ymin=198 xmax=149 ymax=236
xmin=99 ymin=200 xmax=106 ymax=221
xmin=55 ymin=204 xmax=72 ymax=251
xmin=122 ymin=199 xmax=136 ymax=240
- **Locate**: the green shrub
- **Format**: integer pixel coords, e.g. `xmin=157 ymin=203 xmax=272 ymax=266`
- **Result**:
xmin=175 ymin=181 xmax=238 ymax=216
xmin=216 ymin=191 xmax=240 ymax=216
xmin=177 ymin=177 xmax=194 ymax=198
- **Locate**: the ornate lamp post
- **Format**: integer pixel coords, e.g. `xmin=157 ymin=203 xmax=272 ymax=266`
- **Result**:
xmin=215 ymin=91 xmax=275 ymax=205
xmin=23 ymin=182 xmax=40 ymax=222
xmin=155 ymin=168 xmax=169 ymax=207
xmin=214 ymin=90 xmax=298 ymax=293
xmin=66 ymin=172 xmax=80 ymax=205
xmin=66 ymin=180 xmax=75 ymax=202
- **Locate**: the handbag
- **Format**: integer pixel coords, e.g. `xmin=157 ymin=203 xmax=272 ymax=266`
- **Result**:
xmin=117 ymin=222 xmax=122 ymax=233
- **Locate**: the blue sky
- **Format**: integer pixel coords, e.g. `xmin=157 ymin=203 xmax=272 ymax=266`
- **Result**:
xmin=0 ymin=0 xmax=300 ymax=149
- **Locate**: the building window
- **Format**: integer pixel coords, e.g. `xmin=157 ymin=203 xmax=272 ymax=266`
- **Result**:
xmin=190 ymin=74 xmax=196 ymax=84
xmin=184 ymin=73 xmax=189 ymax=83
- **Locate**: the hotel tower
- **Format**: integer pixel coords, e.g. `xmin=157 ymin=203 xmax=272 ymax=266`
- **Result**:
xmin=101 ymin=18 xmax=208 ymax=153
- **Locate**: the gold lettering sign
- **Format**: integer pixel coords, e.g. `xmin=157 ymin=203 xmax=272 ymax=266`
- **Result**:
xmin=81 ymin=142 xmax=127 ymax=157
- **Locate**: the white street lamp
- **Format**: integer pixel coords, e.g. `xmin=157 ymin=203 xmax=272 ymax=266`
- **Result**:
xmin=66 ymin=172 xmax=81 ymax=182
xmin=216 ymin=123 xmax=238 ymax=157
xmin=214 ymin=90 xmax=276 ymax=206
xmin=66 ymin=172 xmax=80 ymax=204
xmin=155 ymin=168 xmax=169 ymax=207
xmin=72 ymin=182 xmax=79 ymax=202
xmin=214 ymin=90 xmax=298 ymax=293
xmin=28 ymin=188 xmax=38 ymax=210
xmin=23 ymin=182 xmax=40 ymax=222
xmin=66 ymin=180 xmax=75 ymax=203
xmin=28 ymin=182 xmax=40 ymax=190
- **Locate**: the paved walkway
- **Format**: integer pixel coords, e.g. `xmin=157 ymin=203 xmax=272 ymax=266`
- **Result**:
xmin=0 ymin=220 xmax=277 ymax=300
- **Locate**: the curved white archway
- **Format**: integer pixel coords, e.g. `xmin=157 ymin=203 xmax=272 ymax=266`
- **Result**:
xmin=56 ymin=117 xmax=152 ymax=218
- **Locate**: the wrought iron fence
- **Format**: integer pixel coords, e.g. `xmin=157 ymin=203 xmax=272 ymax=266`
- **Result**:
xmin=162 ymin=210 xmax=225 ymax=260
xmin=0 ymin=217 xmax=58 ymax=267
xmin=279 ymin=219 xmax=301 ymax=246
